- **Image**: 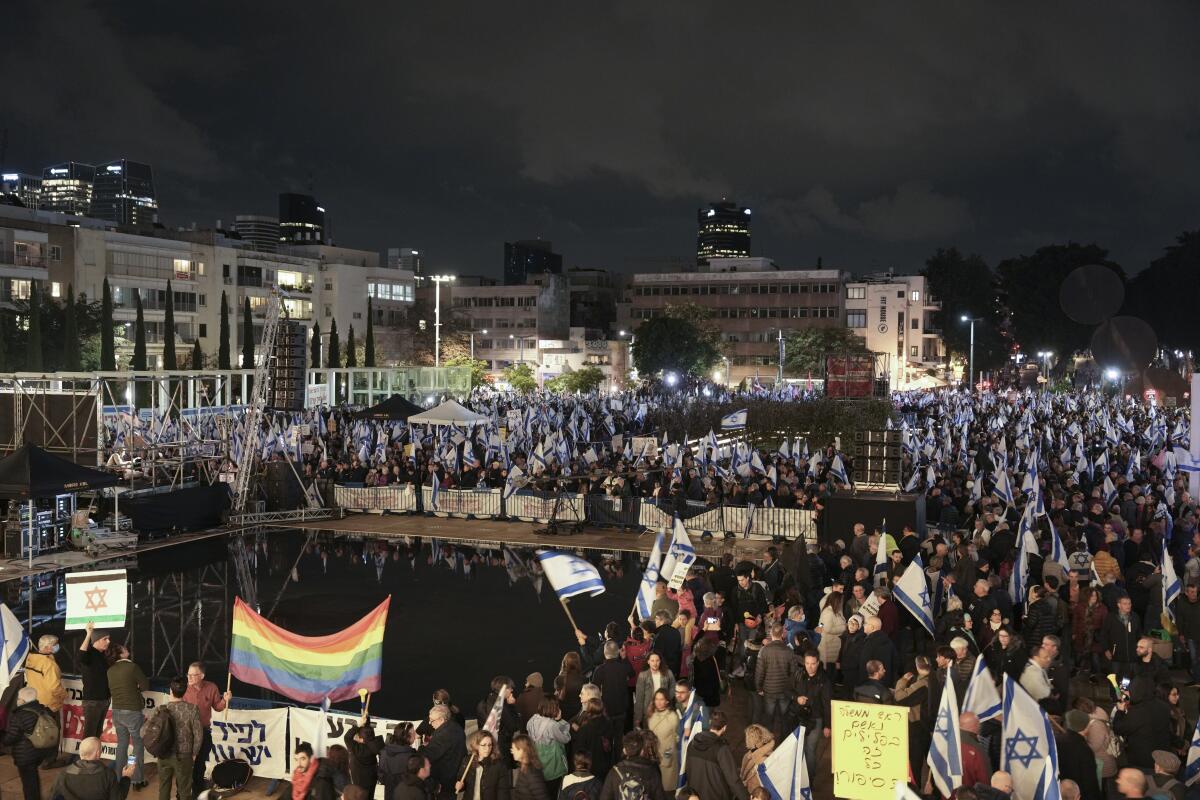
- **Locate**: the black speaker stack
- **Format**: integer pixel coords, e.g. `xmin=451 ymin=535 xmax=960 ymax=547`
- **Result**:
xmin=268 ymin=320 xmax=306 ymax=412
xmin=851 ymin=429 xmax=902 ymax=487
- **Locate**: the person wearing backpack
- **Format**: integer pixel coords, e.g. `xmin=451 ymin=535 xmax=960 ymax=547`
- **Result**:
xmin=558 ymin=752 xmax=600 ymax=800
xmin=153 ymin=676 xmax=204 ymax=800
xmin=598 ymin=731 xmax=665 ymax=800
xmin=107 ymin=643 xmax=149 ymax=789
xmin=3 ymin=686 xmax=54 ymax=800
xmin=527 ymin=697 xmax=572 ymax=797
xmin=25 ymin=634 xmax=66 ymax=768
xmin=676 ymin=711 xmax=746 ymax=800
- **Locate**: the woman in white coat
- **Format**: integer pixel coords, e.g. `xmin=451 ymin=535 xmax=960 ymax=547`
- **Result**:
xmin=633 ymin=652 xmax=675 ymax=727
xmin=815 ymin=590 xmax=846 ymax=667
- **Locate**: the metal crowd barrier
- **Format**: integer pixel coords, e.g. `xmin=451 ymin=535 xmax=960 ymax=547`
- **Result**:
xmin=331 ymin=485 xmax=817 ymax=542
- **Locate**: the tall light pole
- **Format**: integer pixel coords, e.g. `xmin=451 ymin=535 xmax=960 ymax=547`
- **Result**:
xmin=777 ymin=328 xmax=785 ymax=385
xmin=619 ymin=329 xmax=635 ymax=379
xmin=470 ymin=328 xmax=488 ymax=361
xmin=1037 ymin=350 xmax=1053 ymax=382
xmin=430 ymin=274 xmax=455 ymax=367
xmin=509 ymin=333 xmax=525 ymax=365
xmin=960 ymin=314 xmax=981 ymax=390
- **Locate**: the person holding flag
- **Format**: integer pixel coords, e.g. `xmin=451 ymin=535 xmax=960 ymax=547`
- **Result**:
xmin=926 ymin=660 xmax=963 ymax=798
xmin=1001 ymin=674 xmax=1060 ymax=800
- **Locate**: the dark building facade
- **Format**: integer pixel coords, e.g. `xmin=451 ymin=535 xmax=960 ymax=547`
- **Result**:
xmin=279 ymin=193 xmax=325 ymax=244
xmin=91 ymin=159 xmax=157 ymax=225
xmin=696 ymin=200 xmax=751 ymax=264
xmin=503 ymin=239 xmax=562 ymax=285
xmin=40 ymin=162 xmax=96 ymax=216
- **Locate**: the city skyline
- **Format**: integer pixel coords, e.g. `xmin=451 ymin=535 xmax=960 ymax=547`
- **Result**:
xmin=4 ymin=3 xmax=1199 ymax=278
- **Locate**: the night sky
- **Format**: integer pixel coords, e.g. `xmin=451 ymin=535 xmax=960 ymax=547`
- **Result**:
xmin=6 ymin=2 xmax=1199 ymax=277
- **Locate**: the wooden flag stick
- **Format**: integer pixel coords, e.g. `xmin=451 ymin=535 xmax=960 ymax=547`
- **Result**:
xmin=225 ymin=673 xmax=232 ymax=721
xmin=364 ymin=692 xmax=372 ymax=717
xmin=557 ymin=596 xmax=581 ymax=635
xmin=458 ymin=753 xmax=476 ymax=783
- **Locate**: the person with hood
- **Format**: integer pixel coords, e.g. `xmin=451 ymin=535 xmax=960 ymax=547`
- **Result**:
xmin=343 ymin=713 xmax=385 ymax=793
xmin=527 ymin=697 xmax=572 ymax=796
xmin=423 ymin=704 xmax=467 ymax=800
xmin=598 ymin=731 xmax=665 ymax=800
xmin=1111 ymin=675 xmax=1172 ymax=770
xmin=517 ymin=674 xmax=548 ymax=729
xmin=837 ymin=614 xmax=866 ymax=698
xmin=379 ymin=723 xmax=418 ymax=800
xmin=853 ymin=660 xmax=893 ymax=704
xmin=737 ymin=725 xmax=774 ymax=794
xmin=1057 ymin=710 xmax=1103 ymax=800
xmin=454 ymin=730 xmax=512 ymax=800
xmin=678 ymin=711 xmax=747 ymax=800
xmin=4 ymin=687 xmax=51 ymax=800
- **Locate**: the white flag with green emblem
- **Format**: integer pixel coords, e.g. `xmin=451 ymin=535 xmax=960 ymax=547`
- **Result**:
xmin=65 ymin=569 xmax=128 ymax=630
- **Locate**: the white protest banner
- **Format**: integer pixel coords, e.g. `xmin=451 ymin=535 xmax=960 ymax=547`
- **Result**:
xmin=206 ymin=707 xmax=290 ymax=780
xmin=64 ymin=570 xmax=128 ymax=631
xmin=60 ymin=677 xmax=169 ymax=762
xmin=306 ymin=384 xmax=329 ymax=408
xmin=289 ymin=708 xmax=420 ymax=800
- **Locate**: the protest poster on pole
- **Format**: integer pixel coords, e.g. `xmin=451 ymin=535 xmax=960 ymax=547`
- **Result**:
xmin=205 ymin=707 xmax=290 ymax=780
xmin=60 ymin=678 xmax=168 ymax=762
xmin=830 ymin=700 xmax=908 ymax=800
xmin=64 ymin=570 xmax=128 ymax=630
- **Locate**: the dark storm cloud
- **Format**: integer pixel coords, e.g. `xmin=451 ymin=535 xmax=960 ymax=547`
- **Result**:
xmin=5 ymin=2 xmax=1200 ymax=273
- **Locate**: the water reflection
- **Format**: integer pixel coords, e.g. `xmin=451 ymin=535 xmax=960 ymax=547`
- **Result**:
xmin=4 ymin=531 xmax=648 ymax=722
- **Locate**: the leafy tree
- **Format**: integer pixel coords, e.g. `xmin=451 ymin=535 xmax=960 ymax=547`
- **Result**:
xmin=310 ymin=321 xmax=321 ymax=368
xmin=558 ymin=366 xmax=606 ymax=393
xmin=444 ymin=355 xmax=490 ymax=388
xmin=62 ymin=284 xmax=80 ymax=371
xmin=996 ymin=243 xmax=1124 ymax=356
xmin=191 ymin=339 xmax=204 ymax=369
xmin=346 ymin=325 xmax=358 ymax=367
xmin=162 ymin=279 xmax=177 ymax=369
xmin=27 ymin=284 xmax=43 ymax=371
xmin=328 ymin=318 xmax=341 ymax=368
xmin=218 ymin=291 xmax=231 ymax=369
xmin=921 ymin=247 xmax=1009 ymax=369
xmin=631 ymin=314 xmax=720 ymax=377
xmin=365 ymin=298 xmax=376 ymax=367
xmin=101 ymin=278 xmax=115 ymax=371
xmin=241 ymin=297 xmax=254 ymax=369
xmin=503 ymin=362 xmax=537 ymax=394
xmin=404 ymin=297 xmax=469 ymax=365
xmin=783 ymin=327 xmax=870 ymax=375
xmin=1125 ymin=230 xmax=1200 ymax=351
xmin=0 ymin=312 xmax=8 ymax=371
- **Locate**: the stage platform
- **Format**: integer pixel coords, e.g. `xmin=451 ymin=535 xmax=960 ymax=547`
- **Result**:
xmin=0 ymin=527 xmax=229 ymax=582
xmin=268 ymin=512 xmax=777 ymax=562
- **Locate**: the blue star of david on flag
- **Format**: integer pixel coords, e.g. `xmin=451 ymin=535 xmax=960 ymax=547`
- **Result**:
xmin=1005 ymin=728 xmax=1041 ymax=769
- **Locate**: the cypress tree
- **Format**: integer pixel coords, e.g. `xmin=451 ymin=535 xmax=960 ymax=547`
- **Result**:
xmin=162 ymin=280 xmax=177 ymax=369
xmin=346 ymin=325 xmax=357 ymax=367
xmin=191 ymin=339 xmax=203 ymax=369
xmin=310 ymin=322 xmax=321 ymax=369
xmin=132 ymin=291 xmax=147 ymax=370
xmin=27 ymin=284 xmax=43 ymax=371
xmin=327 ymin=318 xmax=341 ymax=368
xmin=62 ymin=284 xmax=80 ymax=371
xmin=101 ymin=278 xmax=115 ymax=371
xmin=365 ymin=299 xmax=376 ymax=367
xmin=241 ymin=297 xmax=254 ymax=369
xmin=0 ymin=313 xmax=8 ymax=371
xmin=218 ymin=290 xmax=231 ymax=369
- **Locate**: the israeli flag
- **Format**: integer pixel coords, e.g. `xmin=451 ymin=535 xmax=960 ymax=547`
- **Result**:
xmin=993 ymin=470 xmax=1014 ymax=507
xmin=1009 ymin=502 xmax=1037 ymax=605
xmin=1174 ymin=446 xmax=1200 ymax=474
xmin=1164 ymin=537 xmax=1183 ymax=623
xmin=0 ymin=604 xmax=30 ymax=695
xmin=776 ymin=439 xmax=790 ymax=460
xmin=636 ymin=532 xmax=665 ymax=621
xmin=430 ymin=471 xmax=441 ymax=511
xmin=660 ymin=517 xmax=697 ymax=585
xmin=904 ymin=467 xmax=921 ymax=493
xmin=720 ymin=409 xmax=748 ymax=430
xmin=927 ymin=663 xmax=963 ymax=798
xmin=1102 ymin=475 xmax=1118 ymax=510
xmin=1048 ymin=517 xmax=1070 ymax=577
xmin=892 ymin=555 xmax=934 ymax=636
xmin=1185 ymin=713 xmax=1200 ymax=786
xmin=756 ymin=725 xmax=811 ymax=800
xmin=828 ymin=453 xmax=851 ymax=486
xmin=503 ymin=466 xmax=525 ymax=500
xmin=962 ymin=653 xmax=1002 ymax=722
xmin=535 ymin=550 xmax=606 ymax=599
xmin=1002 ymin=674 xmax=1059 ymax=800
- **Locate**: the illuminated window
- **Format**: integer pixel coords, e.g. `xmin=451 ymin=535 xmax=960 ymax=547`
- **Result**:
xmin=51 ymin=282 xmax=62 ymax=298
xmin=911 ymin=290 xmax=920 ymax=302
xmin=12 ymin=280 xmax=31 ymax=300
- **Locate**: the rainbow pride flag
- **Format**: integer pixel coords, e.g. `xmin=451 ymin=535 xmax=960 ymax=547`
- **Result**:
xmin=230 ymin=596 xmax=389 ymax=703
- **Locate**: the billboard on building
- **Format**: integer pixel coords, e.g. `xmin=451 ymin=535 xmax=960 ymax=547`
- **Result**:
xmin=825 ymin=355 xmax=877 ymax=398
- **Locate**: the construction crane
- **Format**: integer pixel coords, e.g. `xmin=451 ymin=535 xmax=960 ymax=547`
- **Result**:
xmin=232 ymin=290 xmax=283 ymax=516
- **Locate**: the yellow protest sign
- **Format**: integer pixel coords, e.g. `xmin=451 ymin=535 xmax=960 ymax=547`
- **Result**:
xmin=831 ymin=700 xmax=909 ymax=800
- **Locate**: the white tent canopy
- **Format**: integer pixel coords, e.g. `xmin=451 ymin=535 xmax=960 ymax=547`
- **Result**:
xmin=406 ymin=399 xmax=490 ymax=427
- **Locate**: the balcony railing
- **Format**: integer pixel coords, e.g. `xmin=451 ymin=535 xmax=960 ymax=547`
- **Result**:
xmin=0 ymin=249 xmax=47 ymax=269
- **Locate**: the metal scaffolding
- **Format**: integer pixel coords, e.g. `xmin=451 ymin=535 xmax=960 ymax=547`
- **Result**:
xmin=128 ymin=560 xmax=231 ymax=678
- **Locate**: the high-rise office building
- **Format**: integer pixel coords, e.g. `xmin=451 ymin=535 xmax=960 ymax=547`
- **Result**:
xmin=696 ymin=200 xmax=751 ymax=264
xmin=279 ymin=193 xmax=325 ymax=244
xmin=91 ymin=159 xmax=157 ymax=226
xmin=0 ymin=173 xmax=42 ymax=209
xmin=235 ymin=215 xmax=280 ymax=253
xmin=503 ymin=239 xmax=562 ymax=285
xmin=40 ymin=162 xmax=96 ymax=215
xmin=386 ymin=247 xmax=422 ymax=275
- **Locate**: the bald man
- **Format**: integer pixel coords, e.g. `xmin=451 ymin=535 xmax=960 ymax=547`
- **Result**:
xmin=51 ymin=736 xmax=135 ymax=800
xmin=1059 ymin=779 xmax=1080 ymax=800
xmin=959 ymin=712 xmax=991 ymax=789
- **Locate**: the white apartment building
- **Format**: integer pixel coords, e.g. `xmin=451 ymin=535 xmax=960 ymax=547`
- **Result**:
xmin=843 ymin=273 xmax=947 ymax=389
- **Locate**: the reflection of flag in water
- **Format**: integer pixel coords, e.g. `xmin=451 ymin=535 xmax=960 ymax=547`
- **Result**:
xmin=756 ymin=725 xmax=811 ymax=800
xmin=502 ymin=546 xmax=528 ymax=585
xmin=962 ymin=653 xmax=1002 ymax=722
xmin=482 ymin=684 xmax=510 ymax=735
xmin=535 ymin=550 xmax=606 ymax=599
xmin=430 ymin=471 xmax=441 ymax=511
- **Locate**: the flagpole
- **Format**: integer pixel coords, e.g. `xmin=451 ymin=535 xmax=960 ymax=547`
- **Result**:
xmin=557 ymin=596 xmax=581 ymax=636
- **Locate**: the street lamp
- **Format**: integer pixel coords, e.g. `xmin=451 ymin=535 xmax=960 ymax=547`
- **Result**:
xmin=960 ymin=314 xmax=981 ymax=390
xmin=430 ymin=274 xmax=456 ymax=367
xmin=1037 ymin=350 xmax=1053 ymax=381
xmin=470 ymin=328 xmax=488 ymax=361
xmin=509 ymin=333 xmax=524 ymax=365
